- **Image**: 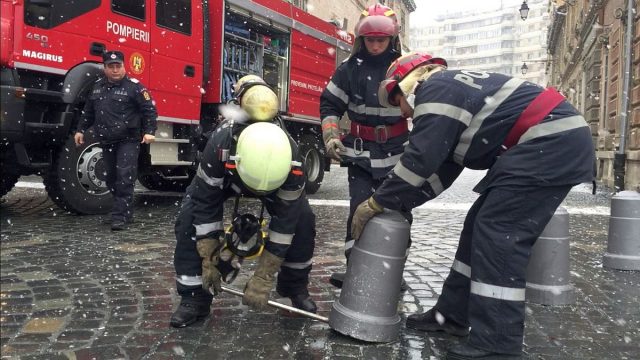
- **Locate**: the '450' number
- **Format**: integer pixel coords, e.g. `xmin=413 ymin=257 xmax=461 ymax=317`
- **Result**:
xmin=26 ymin=32 xmax=49 ymax=43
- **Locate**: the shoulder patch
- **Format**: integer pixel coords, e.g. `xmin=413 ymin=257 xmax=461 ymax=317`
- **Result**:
xmin=129 ymin=77 xmax=140 ymax=84
xmin=142 ymin=90 xmax=151 ymax=101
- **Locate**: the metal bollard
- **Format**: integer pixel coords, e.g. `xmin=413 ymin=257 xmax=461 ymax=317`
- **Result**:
xmin=604 ymin=191 xmax=640 ymax=271
xmin=526 ymin=206 xmax=575 ymax=305
xmin=329 ymin=210 xmax=410 ymax=342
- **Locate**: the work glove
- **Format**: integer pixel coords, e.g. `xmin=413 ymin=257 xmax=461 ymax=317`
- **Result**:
xmin=322 ymin=117 xmax=346 ymax=161
xmin=242 ymin=250 xmax=284 ymax=310
xmin=196 ymin=237 xmax=223 ymax=295
xmin=325 ymin=138 xmax=347 ymax=161
xmin=351 ymin=197 xmax=384 ymax=241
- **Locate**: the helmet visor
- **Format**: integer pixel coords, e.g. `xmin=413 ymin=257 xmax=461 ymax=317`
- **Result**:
xmin=356 ymin=15 xmax=398 ymax=37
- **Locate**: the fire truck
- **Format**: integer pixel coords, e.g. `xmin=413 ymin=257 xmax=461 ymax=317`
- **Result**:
xmin=1 ymin=0 xmax=353 ymax=214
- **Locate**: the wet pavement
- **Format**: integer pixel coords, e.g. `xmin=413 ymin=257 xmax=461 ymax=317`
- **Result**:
xmin=1 ymin=167 xmax=638 ymax=359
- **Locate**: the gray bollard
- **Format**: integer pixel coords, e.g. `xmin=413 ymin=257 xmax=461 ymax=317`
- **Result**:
xmin=526 ymin=206 xmax=575 ymax=305
xmin=604 ymin=191 xmax=640 ymax=270
xmin=329 ymin=210 xmax=410 ymax=342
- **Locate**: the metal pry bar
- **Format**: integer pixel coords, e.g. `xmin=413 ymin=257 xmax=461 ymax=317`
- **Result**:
xmin=220 ymin=285 xmax=329 ymax=323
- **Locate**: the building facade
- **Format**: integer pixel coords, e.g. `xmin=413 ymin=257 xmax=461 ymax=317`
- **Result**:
xmin=547 ymin=0 xmax=639 ymax=191
xmin=304 ymin=0 xmax=416 ymax=51
xmin=409 ymin=0 xmax=550 ymax=86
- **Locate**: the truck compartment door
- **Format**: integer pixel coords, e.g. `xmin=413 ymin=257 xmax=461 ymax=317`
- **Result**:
xmin=149 ymin=0 xmax=203 ymax=123
xmin=288 ymin=30 xmax=337 ymax=119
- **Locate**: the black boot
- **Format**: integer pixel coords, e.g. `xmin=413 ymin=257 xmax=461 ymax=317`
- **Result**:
xmin=446 ymin=343 xmax=522 ymax=359
xmin=170 ymin=300 xmax=211 ymax=328
xmin=329 ymin=272 xmax=410 ymax=291
xmin=276 ymin=289 xmax=318 ymax=314
xmin=406 ymin=309 xmax=469 ymax=336
xmin=111 ymin=221 xmax=128 ymax=231
xmin=288 ymin=293 xmax=317 ymax=313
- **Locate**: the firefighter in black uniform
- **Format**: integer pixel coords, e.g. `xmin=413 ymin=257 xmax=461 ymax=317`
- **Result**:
xmin=352 ymin=52 xmax=595 ymax=359
xmin=74 ymin=50 xmax=157 ymax=231
xmin=319 ymin=3 xmax=408 ymax=289
xmin=170 ymin=75 xmax=317 ymax=328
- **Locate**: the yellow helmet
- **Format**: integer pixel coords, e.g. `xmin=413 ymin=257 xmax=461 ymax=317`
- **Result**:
xmin=241 ymin=85 xmax=279 ymax=121
xmin=233 ymin=74 xmax=264 ymax=94
xmin=234 ymin=75 xmax=279 ymax=122
xmin=235 ymin=122 xmax=292 ymax=193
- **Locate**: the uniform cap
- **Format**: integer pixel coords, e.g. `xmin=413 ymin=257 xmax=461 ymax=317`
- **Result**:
xmin=103 ymin=51 xmax=124 ymax=65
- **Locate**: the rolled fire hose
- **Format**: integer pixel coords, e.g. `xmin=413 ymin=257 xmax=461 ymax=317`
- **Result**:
xmin=221 ymin=285 xmax=328 ymax=323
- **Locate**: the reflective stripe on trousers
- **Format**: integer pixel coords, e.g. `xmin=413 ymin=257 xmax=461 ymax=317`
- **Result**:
xmin=434 ymin=184 xmax=572 ymax=355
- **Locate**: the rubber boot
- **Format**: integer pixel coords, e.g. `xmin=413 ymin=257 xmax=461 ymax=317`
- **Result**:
xmin=170 ymin=300 xmax=211 ymax=328
xmin=406 ymin=309 xmax=470 ymax=336
xmin=170 ymin=283 xmax=213 ymax=328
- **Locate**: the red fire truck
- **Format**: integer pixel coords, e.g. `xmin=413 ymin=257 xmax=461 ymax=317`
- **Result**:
xmin=1 ymin=0 xmax=353 ymax=214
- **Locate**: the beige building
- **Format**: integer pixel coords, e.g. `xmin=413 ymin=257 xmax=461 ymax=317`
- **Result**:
xmin=293 ymin=0 xmax=416 ymax=51
xmin=546 ymin=0 xmax=639 ymax=191
xmin=409 ymin=0 xmax=550 ymax=86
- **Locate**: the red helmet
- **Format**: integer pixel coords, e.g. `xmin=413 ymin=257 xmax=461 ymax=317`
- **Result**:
xmin=355 ymin=4 xmax=400 ymax=38
xmin=378 ymin=52 xmax=448 ymax=107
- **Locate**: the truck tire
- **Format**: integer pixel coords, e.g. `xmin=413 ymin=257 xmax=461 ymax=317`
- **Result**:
xmin=299 ymin=134 xmax=325 ymax=194
xmin=44 ymin=131 xmax=112 ymax=214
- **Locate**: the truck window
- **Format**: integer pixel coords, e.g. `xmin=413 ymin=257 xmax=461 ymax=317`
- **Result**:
xmin=112 ymin=0 xmax=145 ymax=21
xmin=156 ymin=0 xmax=191 ymax=35
xmin=24 ymin=0 xmax=101 ymax=29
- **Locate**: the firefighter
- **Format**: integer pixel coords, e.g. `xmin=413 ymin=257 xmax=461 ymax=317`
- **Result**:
xmin=170 ymin=75 xmax=317 ymax=328
xmin=351 ymin=52 xmax=595 ymax=359
xmin=319 ymin=3 xmax=409 ymax=290
xmin=74 ymin=50 xmax=157 ymax=231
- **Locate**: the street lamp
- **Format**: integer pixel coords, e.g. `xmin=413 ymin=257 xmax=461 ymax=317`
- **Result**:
xmin=519 ymin=0 xmax=530 ymax=20
xmin=521 ymin=59 xmax=554 ymax=75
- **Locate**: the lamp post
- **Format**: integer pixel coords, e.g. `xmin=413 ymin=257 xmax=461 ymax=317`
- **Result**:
xmin=519 ymin=0 xmax=530 ymax=20
xmin=614 ymin=0 xmax=636 ymax=191
xmin=521 ymin=59 xmax=551 ymax=76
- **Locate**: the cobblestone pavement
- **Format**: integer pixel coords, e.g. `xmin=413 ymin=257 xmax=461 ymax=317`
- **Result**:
xmin=1 ymin=167 xmax=638 ymax=359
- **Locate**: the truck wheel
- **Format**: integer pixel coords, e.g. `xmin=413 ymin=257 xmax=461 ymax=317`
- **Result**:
xmin=44 ymin=132 xmax=112 ymax=214
xmin=138 ymin=169 xmax=193 ymax=192
xmin=299 ymin=134 xmax=324 ymax=194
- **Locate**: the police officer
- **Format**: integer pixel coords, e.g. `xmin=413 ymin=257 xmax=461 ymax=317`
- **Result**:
xmin=352 ymin=52 xmax=595 ymax=359
xmin=170 ymin=75 xmax=317 ymax=328
xmin=319 ymin=3 xmax=408 ymax=290
xmin=74 ymin=50 xmax=157 ymax=231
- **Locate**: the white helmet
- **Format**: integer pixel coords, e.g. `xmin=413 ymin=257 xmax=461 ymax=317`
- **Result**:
xmin=234 ymin=75 xmax=279 ymax=122
xmin=235 ymin=122 xmax=292 ymax=193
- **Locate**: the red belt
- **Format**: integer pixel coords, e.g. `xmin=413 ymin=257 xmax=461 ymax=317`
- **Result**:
xmin=350 ymin=121 xmax=408 ymax=143
xmin=502 ymin=87 xmax=565 ymax=151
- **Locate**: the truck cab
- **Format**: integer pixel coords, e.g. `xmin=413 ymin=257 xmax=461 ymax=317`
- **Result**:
xmin=1 ymin=0 xmax=352 ymax=214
